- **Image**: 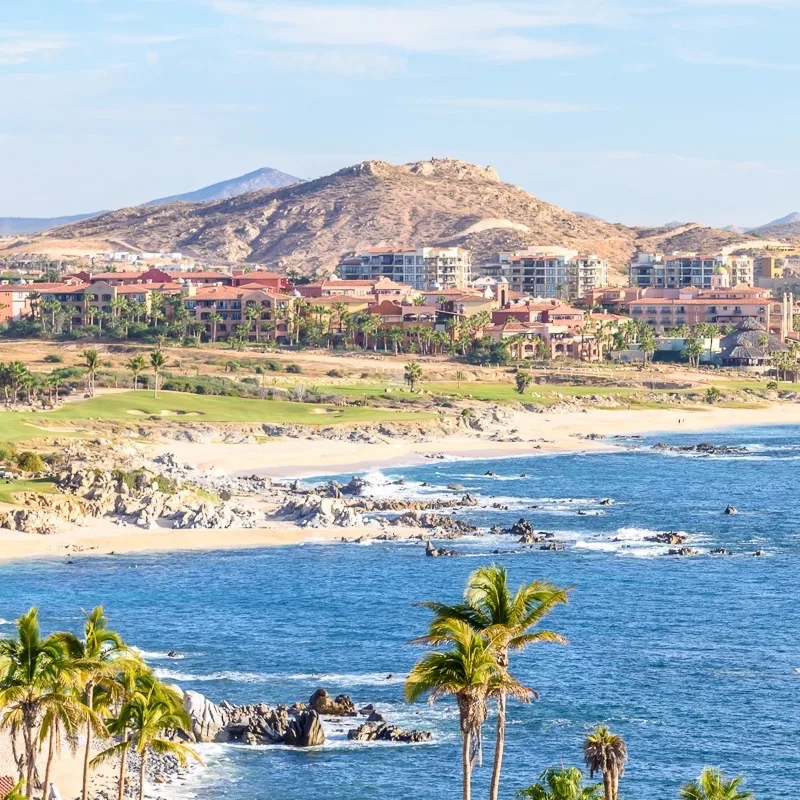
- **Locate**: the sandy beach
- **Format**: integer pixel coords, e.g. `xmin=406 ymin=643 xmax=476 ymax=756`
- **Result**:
xmin=157 ymin=402 xmax=800 ymax=477
xmin=2 ymin=402 xmax=799 ymax=565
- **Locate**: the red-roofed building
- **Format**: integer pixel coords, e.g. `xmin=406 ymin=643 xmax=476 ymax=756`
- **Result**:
xmin=183 ymin=286 xmax=296 ymax=342
xmin=231 ymin=270 xmax=292 ymax=291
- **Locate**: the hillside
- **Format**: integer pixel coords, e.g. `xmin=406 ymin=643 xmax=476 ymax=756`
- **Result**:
xmin=0 ymin=168 xmax=301 ymax=238
xmin=0 ymin=212 xmax=102 ymax=237
xmin=144 ymin=167 xmax=302 ymax=206
xmin=748 ymin=212 xmax=800 ymax=238
xmin=4 ymin=158 xmax=757 ymax=275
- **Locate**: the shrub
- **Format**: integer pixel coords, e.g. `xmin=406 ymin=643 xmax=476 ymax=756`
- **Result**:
xmin=327 ymin=369 xmax=344 ymax=378
xmin=0 ymin=445 xmax=18 ymax=463
xmin=43 ymin=353 xmax=63 ymax=363
xmin=766 ymin=380 xmax=779 ymax=390
xmin=266 ymin=360 xmax=281 ymax=372
xmin=16 ymin=452 xmax=45 ymax=473
xmin=286 ymin=363 xmax=302 ymax=374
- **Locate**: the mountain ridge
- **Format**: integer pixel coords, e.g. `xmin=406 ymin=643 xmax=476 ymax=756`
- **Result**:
xmin=2 ymin=158 xmax=773 ymax=274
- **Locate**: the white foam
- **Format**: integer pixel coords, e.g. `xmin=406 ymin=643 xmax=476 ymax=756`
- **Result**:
xmin=154 ymin=668 xmax=406 ymax=687
xmin=0 ymin=618 xmax=10 ymax=625
xmin=133 ymin=647 xmax=187 ymax=660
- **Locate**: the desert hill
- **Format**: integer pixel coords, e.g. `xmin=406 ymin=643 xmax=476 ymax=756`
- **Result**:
xmin=3 ymin=158 xmax=766 ymax=275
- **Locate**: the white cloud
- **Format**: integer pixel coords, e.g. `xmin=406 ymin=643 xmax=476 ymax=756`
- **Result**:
xmin=243 ymin=48 xmax=406 ymax=77
xmin=211 ymin=1 xmax=605 ymax=61
xmin=0 ymin=35 xmax=72 ymax=65
xmin=677 ymin=51 xmax=800 ymax=70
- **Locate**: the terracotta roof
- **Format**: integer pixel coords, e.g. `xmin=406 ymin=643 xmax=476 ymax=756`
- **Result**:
xmin=0 ymin=776 xmax=16 ymax=799
xmin=190 ymin=286 xmax=270 ymax=300
xmin=89 ymin=271 xmax=146 ymax=280
xmin=369 ymin=300 xmax=403 ymax=316
xmin=174 ymin=271 xmax=233 ymax=279
xmin=116 ymin=283 xmax=183 ymax=294
xmin=232 ymin=270 xmax=284 ymax=280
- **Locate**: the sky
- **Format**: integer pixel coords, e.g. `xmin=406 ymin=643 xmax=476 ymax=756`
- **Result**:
xmin=2 ymin=0 xmax=800 ymax=227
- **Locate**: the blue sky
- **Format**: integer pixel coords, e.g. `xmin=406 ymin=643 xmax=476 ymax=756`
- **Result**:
xmin=2 ymin=0 xmax=799 ymax=226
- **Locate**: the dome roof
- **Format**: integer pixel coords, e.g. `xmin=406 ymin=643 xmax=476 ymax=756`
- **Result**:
xmin=713 ymin=265 xmax=729 ymax=275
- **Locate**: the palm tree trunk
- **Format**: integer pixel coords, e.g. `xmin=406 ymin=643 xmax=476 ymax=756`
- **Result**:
xmin=117 ymin=737 xmax=129 ymax=800
xmin=138 ymin=751 xmax=147 ymax=800
xmin=82 ymin=687 xmax=94 ymax=800
xmin=612 ymin=768 xmax=619 ymax=800
xmin=41 ymin=726 xmax=55 ymax=800
xmin=602 ymin=770 xmax=613 ymax=800
xmin=462 ymin=731 xmax=472 ymax=800
xmin=488 ymin=691 xmax=506 ymax=800
xmin=22 ymin=718 xmax=35 ymax=798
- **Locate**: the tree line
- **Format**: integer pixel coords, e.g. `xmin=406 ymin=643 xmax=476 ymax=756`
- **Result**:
xmin=0 ymin=607 xmax=198 ymax=800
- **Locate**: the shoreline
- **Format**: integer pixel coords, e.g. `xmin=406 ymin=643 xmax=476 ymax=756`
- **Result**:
xmin=2 ymin=403 xmax=800 ymax=565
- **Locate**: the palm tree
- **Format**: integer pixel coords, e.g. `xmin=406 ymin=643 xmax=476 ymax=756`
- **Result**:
xmin=406 ymin=618 xmax=530 ymax=800
xmin=126 ymin=355 xmax=147 ymax=391
xmin=583 ymin=725 xmax=628 ymax=800
xmin=419 ymin=566 xmax=571 ymax=800
xmin=94 ymin=677 xmax=199 ymax=800
xmin=0 ymin=609 xmax=67 ymax=797
xmin=39 ymin=667 xmax=97 ymax=800
xmin=208 ymin=312 xmax=223 ymax=343
xmin=679 ymin=768 xmax=753 ymax=800
xmin=149 ymin=350 xmax=167 ymax=398
xmin=404 ymin=360 xmax=422 ymax=391
xmin=387 ymin=326 xmax=404 ymax=354
xmin=516 ymin=766 xmax=602 ymax=800
xmin=515 ymin=371 xmax=533 ymax=395
xmin=56 ymin=607 xmax=138 ymax=800
xmin=245 ymin=304 xmax=262 ymax=342
xmin=82 ymin=349 xmax=100 ymax=397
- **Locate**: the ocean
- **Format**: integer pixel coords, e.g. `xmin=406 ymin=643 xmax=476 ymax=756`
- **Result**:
xmin=2 ymin=424 xmax=799 ymax=799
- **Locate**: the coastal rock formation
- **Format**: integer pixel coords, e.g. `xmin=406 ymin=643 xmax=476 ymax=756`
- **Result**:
xmin=645 ymin=532 xmax=688 ymax=545
xmin=667 ymin=547 xmax=700 ymax=556
xmin=0 ymin=507 xmax=65 ymax=535
xmin=309 ymin=688 xmax=356 ymax=717
xmin=652 ymin=442 xmax=747 ymax=456
xmin=724 ymin=505 xmax=739 ymax=515
xmin=425 ymin=540 xmax=459 ymax=557
xmin=183 ymin=690 xmax=227 ymax=742
xmin=279 ymin=495 xmax=364 ymax=527
xmin=347 ymin=721 xmax=432 ymax=743
xmin=391 ymin=511 xmax=477 ymax=535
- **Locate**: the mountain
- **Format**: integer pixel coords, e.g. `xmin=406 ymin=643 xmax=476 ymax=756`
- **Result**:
xmin=0 ymin=168 xmax=302 ymax=238
xmin=4 ymin=158 xmax=765 ymax=275
xmin=0 ymin=212 xmax=103 ymax=237
xmin=748 ymin=211 xmax=800 ymax=238
xmin=143 ymin=167 xmax=302 ymax=206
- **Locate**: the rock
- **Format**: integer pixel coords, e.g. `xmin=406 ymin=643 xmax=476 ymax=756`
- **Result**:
xmin=447 ymin=484 xmax=464 ymax=491
xmin=667 ymin=547 xmax=699 ymax=556
xmin=425 ymin=540 xmax=458 ymax=557
xmin=309 ymin=688 xmax=356 ymax=717
xmin=645 ymin=531 xmax=687 ymax=545
xmin=283 ymin=710 xmax=325 ymax=747
xmin=347 ymin=721 xmax=432 ymax=743
xmin=367 ymin=710 xmax=385 ymax=723
xmin=167 ymin=651 xmax=180 ymax=658
xmin=539 ymin=542 xmax=565 ymax=551
xmin=599 ymin=498 xmax=614 ymax=506
xmin=278 ymin=495 xmax=364 ymax=528
xmin=709 ymin=548 xmax=731 ymax=556
xmin=652 ymin=443 xmax=747 ymax=456
xmin=753 ymin=549 xmax=766 ymax=557
xmin=724 ymin=505 xmax=739 ymax=515
xmin=485 ymin=471 xmax=496 ymax=477
xmin=183 ymin=690 xmax=227 ymax=743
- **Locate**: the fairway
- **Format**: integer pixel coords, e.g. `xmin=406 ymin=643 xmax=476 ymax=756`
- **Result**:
xmin=0 ymin=391 xmax=437 ymax=446
xmin=316 ymin=380 xmax=643 ymax=405
xmin=0 ymin=478 xmax=58 ymax=505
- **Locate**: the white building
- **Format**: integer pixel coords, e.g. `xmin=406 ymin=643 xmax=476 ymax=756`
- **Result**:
xmin=339 ymin=246 xmax=472 ymax=290
xmin=478 ymin=247 xmax=608 ymax=299
xmin=630 ymin=252 xmax=754 ymax=289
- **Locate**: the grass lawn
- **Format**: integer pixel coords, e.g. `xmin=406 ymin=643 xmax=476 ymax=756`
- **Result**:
xmin=0 ymin=391 xmax=436 ymax=446
xmin=316 ymin=381 xmax=643 ymax=405
xmin=0 ymin=478 xmax=58 ymax=505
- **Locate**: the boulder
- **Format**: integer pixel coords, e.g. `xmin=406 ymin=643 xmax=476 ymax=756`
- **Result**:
xmin=347 ymin=721 xmax=432 ymax=743
xmin=283 ymin=710 xmax=325 ymax=747
xmin=724 ymin=505 xmax=739 ymax=515
xmin=183 ymin=690 xmax=228 ymax=743
xmin=309 ymin=688 xmax=356 ymax=717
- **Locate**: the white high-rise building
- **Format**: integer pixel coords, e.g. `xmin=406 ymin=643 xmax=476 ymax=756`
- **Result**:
xmin=339 ymin=246 xmax=472 ymax=290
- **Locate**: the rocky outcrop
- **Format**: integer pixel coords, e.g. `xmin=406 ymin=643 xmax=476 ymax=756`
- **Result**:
xmin=425 ymin=540 xmax=459 ymax=557
xmin=309 ymin=688 xmax=356 ymax=717
xmin=278 ymin=495 xmax=364 ymax=528
xmin=724 ymin=505 xmax=739 ymax=515
xmin=0 ymin=507 xmax=65 ymax=535
xmin=645 ymin=531 xmax=687 ymax=545
xmin=391 ymin=511 xmax=476 ymax=535
xmin=652 ymin=442 xmax=747 ymax=456
xmin=183 ymin=690 xmax=227 ymax=742
xmin=347 ymin=721 xmax=432 ymax=743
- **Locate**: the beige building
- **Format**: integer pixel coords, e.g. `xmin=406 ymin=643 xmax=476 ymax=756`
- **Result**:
xmin=339 ymin=246 xmax=472 ymax=290
xmin=630 ymin=252 xmax=754 ymax=289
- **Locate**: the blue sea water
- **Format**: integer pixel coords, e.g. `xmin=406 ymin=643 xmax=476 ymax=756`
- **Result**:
xmin=2 ymin=424 xmax=800 ymax=799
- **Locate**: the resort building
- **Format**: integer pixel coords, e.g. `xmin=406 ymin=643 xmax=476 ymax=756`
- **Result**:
xmin=0 ymin=284 xmax=33 ymax=322
xmin=718 ymin=318 xmax=788 ymax=369
xmin=296 ymin=277 xmax=411 ymax=299
xmin=231 ymin=270 xmax=293 ymax=291
xmin=478 ymin=248 xmax=608 ymax=300
xmin=629 ymin=252 xmax=754 ymax=289
xmin=624 ymin=286 xmax=773 ymax=333
xmin=338 ymin=247 xmax=473 ymax=290
xmin=492 ymin=300 xmax=586 ymax=328
xmin=37 ymin=281 xmax=184 ymax=327
xmin=183 ymin=285 xmax=295 ymax=342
